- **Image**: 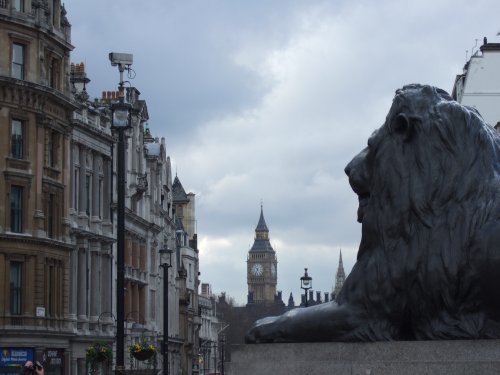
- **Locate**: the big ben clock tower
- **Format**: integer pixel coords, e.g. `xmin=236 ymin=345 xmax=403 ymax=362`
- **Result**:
xmin=247 ymin=205 xmax=278 ymax=304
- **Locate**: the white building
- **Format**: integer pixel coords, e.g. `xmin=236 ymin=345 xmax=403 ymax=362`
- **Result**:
xmin=198 ymin=284 xmax=224 ymax=375
xmin=452 ymin=38 xmax=500 ymax=131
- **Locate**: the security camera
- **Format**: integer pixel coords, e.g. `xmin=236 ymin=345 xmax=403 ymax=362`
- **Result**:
xmin=109 ymin=52 xmax=133 ymax=67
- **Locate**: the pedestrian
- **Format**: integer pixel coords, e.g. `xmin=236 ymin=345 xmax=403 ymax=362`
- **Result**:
xmin=22 ymin=361 xmax=44 ymax=375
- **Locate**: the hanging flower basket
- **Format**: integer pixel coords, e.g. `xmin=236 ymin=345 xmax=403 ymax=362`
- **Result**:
xmin=130 ymin=341 xmax=157 ymax=362
xmin=94 ymin=351 xmax=109 ymax=363
xmin=132 ymin=349 xmax=155 ymax=361
xmin=86 ymin=341 xmax=113 ymax=372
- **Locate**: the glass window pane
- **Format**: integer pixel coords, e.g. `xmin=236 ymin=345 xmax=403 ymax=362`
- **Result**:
xmin=12 ymin=44 xmax=23 ymax=64
xmin=11 ymin=119 xmax=23 ymax=159
xmin=12 ymin=44 xmax=24 ymax=79
xmin=12 ymin=64 xmax=23 ymax=79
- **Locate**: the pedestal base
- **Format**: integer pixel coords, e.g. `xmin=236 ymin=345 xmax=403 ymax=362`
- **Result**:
xmin=226 ymin=340 xmax=500 ymax=375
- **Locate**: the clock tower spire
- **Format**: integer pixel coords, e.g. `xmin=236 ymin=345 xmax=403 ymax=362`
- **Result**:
xmin=247 ymin=204 xmax=278 ymax=304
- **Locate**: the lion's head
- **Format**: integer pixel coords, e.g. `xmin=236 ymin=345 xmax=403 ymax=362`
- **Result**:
xmin=345 ymin=84 xmax=500 ymax=261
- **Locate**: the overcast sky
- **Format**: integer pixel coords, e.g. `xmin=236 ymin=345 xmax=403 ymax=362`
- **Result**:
xmin=66 ymin=0 xmax=500 ymax=305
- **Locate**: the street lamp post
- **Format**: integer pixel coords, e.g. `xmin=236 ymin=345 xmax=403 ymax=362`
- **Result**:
xmin=160 ymin=247 xmax=173 ymax=375
xmin=109 ymin=52 xmax=133 ymax=375
xmin=220 ymin=336 xmax=225 ymax=375
xmin=300 ymin=268 xmax=312 ymax=307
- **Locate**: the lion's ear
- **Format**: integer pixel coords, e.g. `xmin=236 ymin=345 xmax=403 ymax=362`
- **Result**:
xmin=391 ymin=113 xmax=413 ymax=142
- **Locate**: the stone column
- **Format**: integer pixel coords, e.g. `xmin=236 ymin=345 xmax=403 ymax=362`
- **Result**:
xmin=89 ymin=240 xmax=100 ymax=320
xmin=68 ymin=246 xmax=78 ymax=321
xmin=92 ymin=154 xmax=102 ymax=221
xmin=132 ymin=240 xmax=138 ymax=269
xmin=77 ymin=358 xmax=86 ymax=375
xmin=139 ymin=244 xmax=146 ymax=271
xmin=103 ymin=158 xmax=111 ymax=221
xmin=125 ymin=238 xmax=131 ymax=267
xmin=24 ymin=255 xmax=35 ymax=316
xmin=77 ymin=247 xmax=87 ymax=320
xmin=139 ymin=285 xmax=146 ymax=325
xmin=78 ymin=147 xmax=87 ymax=216
xmin=100 ymin=247 xmax=111 ymax=315
xmin=33 ymin=115 xmax=46 ymax=236
xmin=70 ymin=358 xmax=77 ymax=375
xmin=124 ymin=280 xmax=131 ymax=318
xmin=132 ymin=283 xmax=139 ymax=321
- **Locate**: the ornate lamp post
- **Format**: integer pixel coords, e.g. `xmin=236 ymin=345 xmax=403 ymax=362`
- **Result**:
xmin=300 ymin=268 xmax=312 ymax=307
xmin=109 ymin=52 xmax=133 ymax=375
xmin=160 ymin=247 xmax=173 ymax=375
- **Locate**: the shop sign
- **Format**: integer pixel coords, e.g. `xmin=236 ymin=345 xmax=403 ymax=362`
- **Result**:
xmin=0 ymin=348 xmax=34 ymax=366
xmin=43 ymin=349 xmax=63 ymax=366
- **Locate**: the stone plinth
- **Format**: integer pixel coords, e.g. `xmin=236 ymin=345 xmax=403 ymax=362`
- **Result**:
xmin=226 ymin=340 xmax=500 ymax=375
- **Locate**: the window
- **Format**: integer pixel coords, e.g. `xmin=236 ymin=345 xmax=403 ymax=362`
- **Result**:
xmin=13 ymin=0 xmax=24 ymax=12
xmin=12 ymin=43 xmax=25 ymax=80
xmin=11 ymin=119 xmax=23 ymax=159
xmin=150 ymin=248 xmax=156 ymax=273
xmin=48 ymin=58 xmax=60 ymax=89
xmin=10 ymin=262 xmax=22 ymax=315
xmin=51 ymin=0 xmax=58 ymax=26
xmin=10 ymin=185 xmax=23 ymax=233
xmin=47 ymin=131 xmax=58 ymax=167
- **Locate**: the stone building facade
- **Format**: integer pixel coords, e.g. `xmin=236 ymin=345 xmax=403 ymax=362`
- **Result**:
xmin=67 ymin=63 xmax=183 ymax=374
xmin=0 ymin=1 xmax=75 ymax=373
xmin=172 ymin=176 xmax=200 ymax=375
xmin=0 ymin=3 xmax=199 ymax=374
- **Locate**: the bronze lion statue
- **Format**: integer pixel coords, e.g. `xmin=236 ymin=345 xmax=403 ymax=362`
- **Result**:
xmin=246 ymin=84 xmax=500 ymax=342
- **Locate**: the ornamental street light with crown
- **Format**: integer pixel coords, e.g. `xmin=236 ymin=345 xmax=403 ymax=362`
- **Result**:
xmin=300 ymin=268 xmax=312 ymax=307
xmin=160 ymin=246 xmax=173 ymax=375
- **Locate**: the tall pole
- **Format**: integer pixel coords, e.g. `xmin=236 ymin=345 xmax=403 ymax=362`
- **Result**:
xmin=162 ymin=262 xmax=169 ymax=375
xmin=109 ymin=52 xmax=133 ymax=375
xmin=215 ymin=343 xmax=218 ymax=375
xmin=115 ymin=125 xmax=125 ymax=374
xmin=220 ymin=337 xmax=225 ymax=375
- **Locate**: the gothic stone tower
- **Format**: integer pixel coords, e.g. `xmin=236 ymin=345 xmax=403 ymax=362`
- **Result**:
xmin=333 ymin=249 xmax=346 ymax=301
xmin=247 ymin=205 xmax=277 ymax=304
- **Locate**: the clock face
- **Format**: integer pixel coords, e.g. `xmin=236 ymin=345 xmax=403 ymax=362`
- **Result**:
xmin=251 ymin=263 xmax=264 ymax=276
xmin=271 ymin=264 xmax=276 ymax=276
